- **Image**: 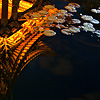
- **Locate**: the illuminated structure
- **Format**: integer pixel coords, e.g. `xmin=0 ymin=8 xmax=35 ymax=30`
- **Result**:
xmin=0 ymin=0 xmax=54 ymax=100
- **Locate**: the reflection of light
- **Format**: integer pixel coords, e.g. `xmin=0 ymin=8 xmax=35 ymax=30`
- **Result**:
xmin=18 ymin=0 xmax=33 ymax=12
xmin=7 ymin=18 xmax=36 ymax=46
xmin=8 ymin=0 xmax=33 ymax=12
xmin=48 ymin=8 xmax=58 ymax=14
xmin=0 ymin=0 xmax=33 ymax=19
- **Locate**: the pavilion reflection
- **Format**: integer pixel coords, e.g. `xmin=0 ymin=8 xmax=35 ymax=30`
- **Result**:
xmin=0 ymin=0 xmax=34 ymax=19
xmin=0 ymin=0 xmax=55 ymax=100
xmin=0 ymin=40 xmax=55 ymax=100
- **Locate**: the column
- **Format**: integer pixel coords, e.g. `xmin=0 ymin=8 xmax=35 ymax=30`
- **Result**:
xmin=1 ymin=0 xmax=8 ymax=26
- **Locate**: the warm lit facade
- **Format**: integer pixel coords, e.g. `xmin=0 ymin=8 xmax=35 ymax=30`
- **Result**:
xmin=0 ymin=0 xmax=54 ymax=99
xmin=0 ymin=0 xmax=33 ymax=19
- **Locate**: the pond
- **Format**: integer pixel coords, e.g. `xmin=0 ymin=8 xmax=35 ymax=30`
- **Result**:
xmin=10 ymin=0 xmax=100 ymax=100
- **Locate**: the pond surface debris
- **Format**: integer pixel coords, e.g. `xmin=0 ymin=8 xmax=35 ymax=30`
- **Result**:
xmin=24 ymin=2 xmax=100 ymax=38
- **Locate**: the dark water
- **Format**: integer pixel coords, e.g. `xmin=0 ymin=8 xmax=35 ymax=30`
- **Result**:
xmin=12 ymin=0 xmax=100 ymax=100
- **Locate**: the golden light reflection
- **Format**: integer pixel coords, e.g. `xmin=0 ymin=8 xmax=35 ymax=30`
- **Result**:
xmin=0 ymin=0 xmax=33 ymax=19
xmin=48 ymin=8 xmax=58 ymax=14
xmin=0 ymin=1 xmax=55 ymax=99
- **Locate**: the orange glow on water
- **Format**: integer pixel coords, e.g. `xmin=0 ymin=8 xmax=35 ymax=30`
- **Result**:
xmin=48 ymin=8 xmax=58 ymax=14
